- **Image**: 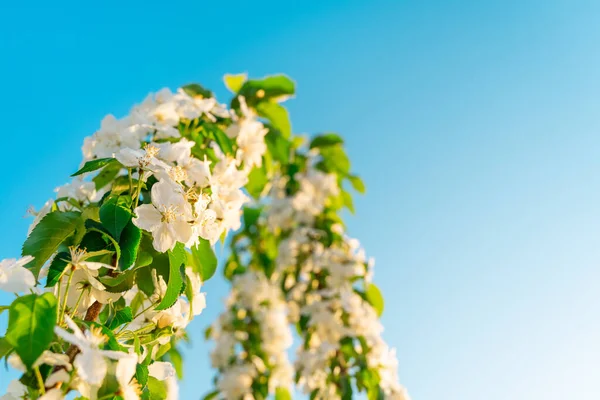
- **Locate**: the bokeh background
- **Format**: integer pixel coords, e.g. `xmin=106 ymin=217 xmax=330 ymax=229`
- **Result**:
xmin=1 ymin=1 xmax=600 ymax=399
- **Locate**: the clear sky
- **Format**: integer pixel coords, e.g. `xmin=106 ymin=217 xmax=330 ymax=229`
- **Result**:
xmin=1 ymin=1 xmax=599 ymax=399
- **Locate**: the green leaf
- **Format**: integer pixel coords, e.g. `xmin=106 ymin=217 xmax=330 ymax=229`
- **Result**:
xmin=243 ymin=207 xmax=262 ymax=229
xmin=168 ymin=348 xmax=184 ymax=379
xmin=348 ymin=175 xmax=366 ymax=194
xmin=342 ymin=191 xmax=355 ymax=213
xmin=310 ymin=133 xmax=344 ymax=149
xmin=136 ymin=363 xmax=149 ymax=387
xmin=265 ymin=129 xmax=291 ymax=164
xmin=98 ymin=265 xmax=143 ymax=293
xmin=318 ymin=144 xmax=350 ymax=175
xmin=22 ymin=211 xmax=82 ymax=278
xmin=145 ymin=376 xmax=168 ymax=400
xmin=5 ymin=293 xmax=58 ymax=369
xmin=93 ymin=161 xmax=123 ymax=190
xmin=0 ymin=337 xmax=13 ymax=359
xmin=108 ymin=307 xmax=133 ymax=329
xmin=45 ymin=252 xmax=70 ymax=287
xmin=155 ymin=243 xmax=186 ymax=311
xmin=210 ymin=126 xmax=234 ymax=155
xmin=223 ymin=73 xmax=247 ymax=93
xmin=245 ymin=166 xmax=268 ymax=199
xmin=189 ymin=239 xmax=217 ymax=282
xmin=256 ymin=102 xmax=291 ymax=138
xmin=239 ymin=75 xmax=295 ymax=104
xmin=365 ymin=283 xmax=385 ymax=317
xmin=119 ymin=221 xmax=142 ymax=270
xmin=181 ymin=83 xmax=213 ymax=99
xmin=202 ymin=391 xmax=219 ymax=400
xmin=100 ymin=196 xmax=132 ymax=241
xmin=275 ymin=387 xmax=292 ymax=400
xmin=0 ymin=306 xmax=8 ymax=316
xmin=71 ymin=158 xmax=118 ymax=177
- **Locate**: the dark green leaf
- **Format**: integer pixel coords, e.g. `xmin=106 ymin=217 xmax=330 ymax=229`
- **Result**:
xmin=45 ymin=252 xmax=70 ymax=287
xmin=5 ymin=293 xmax=58 ymax=369
xmin=265 ymin=129 xmax=291 ymax=164
xmin=119 ymin=221 xmax=142 ymax=270
xmin=243 ymin=207 xmax=262 ymax=229
xmin=108 ymin=307 xmax=133 ymax=330
xmin=310 ymin=133 xmax=344 ymax=149
xmin=190 ymin=239 xmax=217 ymax=282
xmin=22 ymin=211 xmax=81 ymax=278
xmin=71 ymin=158 xmax=118 ymax=177
xmin=155 ymin=243 xmax=186 ymax=311
xmin=136 ymin=363 xmax=149 ymax=387
xmin=181 ymin=83 xmax=213 ymax=99
xmin=99 ymin=196 xmax=132 ymax=241
xmin=93 ymin=161 xmax=123 ymax=190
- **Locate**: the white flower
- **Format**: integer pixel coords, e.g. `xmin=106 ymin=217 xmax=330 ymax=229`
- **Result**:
xmin=185 ymin=267 xmax=206 ymax=316
xmin=116 ymin=352 xmax=142 ymax=400
xmin=39 ymin=388 xmax=65 ymax=400
xmin=115 ymin=144 xmax=169 ymax=177
xmin=8 ymin=351 xmax=71 ymax=372
xmin=54 ymin=316 xmax=127 ymax=385
xmin=0 ymin=380 xmax=27 ymax=400
xmin=148 ymin=361 xmax=176 ymax=381
xmin=133 ymin=180 xmax=194 ymax=252
xmin=0 ymin=256 xmax=36 ymax=293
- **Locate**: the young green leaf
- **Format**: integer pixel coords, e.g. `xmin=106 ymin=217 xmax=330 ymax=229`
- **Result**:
xmin=256 ymin=102 xmax=292 ymax=138
xmin=100 ymin=195 xmax=132 ymax=241
xmin=71 ymin=158 xmax=118 ymax=177
xmin=365 ymin=283 xmax=385 ymax=317
xmin=245 ymin=166 xmax=268 ymax=199
xmin=348 ymin=174 xmax=366 ymax=194
xmin=5 ymin=293 xmax=58 ymax=369
xmin=275 ymin=387 xmax=292 ymax=400
xmin=22 ymin=211 xmax=81 ymax=278
xmin=181 ymin=83 xmax=213 ymax=99
xmin=223 ymin=73 xmax=247 ymax=93
xmin=210 ymin=126 xmax=234 ymax=155
xmin=190 ymin=239 xmax=217 ymax=282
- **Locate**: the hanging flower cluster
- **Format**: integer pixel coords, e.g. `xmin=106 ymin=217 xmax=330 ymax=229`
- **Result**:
xmin=0 ymin=74 xmax=288 ymax=399
xmin=207 ymin=124 xmax=410 ymax=399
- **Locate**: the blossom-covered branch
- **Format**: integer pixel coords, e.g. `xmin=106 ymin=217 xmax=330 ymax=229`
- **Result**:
xmin=206 ymin=97 xmax=410 ymax=400
xmin=0 ymin=74 xmax=293 ymax=400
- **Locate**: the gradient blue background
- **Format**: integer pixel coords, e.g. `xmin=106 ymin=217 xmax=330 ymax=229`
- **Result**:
xmin=1 ymin=1 xmax=599 ymax=399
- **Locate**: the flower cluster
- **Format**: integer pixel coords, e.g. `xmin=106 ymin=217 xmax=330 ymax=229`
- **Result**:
xmin=208 ymin=271 xmax=294 ymax=400
xmin=208 ymin=134 xmax=410 ymax=400
xmin=0 ymin=75 xmax=276 ymax=399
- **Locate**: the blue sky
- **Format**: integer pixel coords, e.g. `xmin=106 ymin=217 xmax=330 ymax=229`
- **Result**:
xmin=1 ymin=0 xmax=600 ymax=399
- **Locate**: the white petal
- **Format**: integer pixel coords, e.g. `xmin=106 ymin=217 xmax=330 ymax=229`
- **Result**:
xmin=0 ymin=266 xmax=35 ymax=293
xmin=169 ymin=220 xmax=193 ymax=244
xmin=133 ymin=204 xmax=162 ymax=232
xmin=74 ymin=350 xmax=107 ymax=386
xmin=148 ymin=361 xmax=176 ymax=381
xmin=116 ymin=352 xmax=138 ymax=385
xmin=80 ymin=261 xmax=115 ymax=271
xmin=152 ymin=224 xmax=175 ymax=253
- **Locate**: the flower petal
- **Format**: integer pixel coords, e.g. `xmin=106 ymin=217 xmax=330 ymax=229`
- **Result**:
xmin=133 ymin=204 xmax=162 ymax=232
